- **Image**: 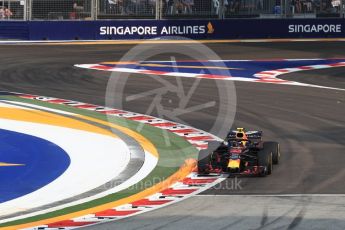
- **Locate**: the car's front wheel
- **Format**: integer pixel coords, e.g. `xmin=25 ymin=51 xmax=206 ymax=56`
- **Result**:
xmin=264 ymin=141 xmax=280 ymax=165
xmin=257 ymin=148 xmax=273 ymax=176
xmin=197 ymin=141 xmax=220 ymax=174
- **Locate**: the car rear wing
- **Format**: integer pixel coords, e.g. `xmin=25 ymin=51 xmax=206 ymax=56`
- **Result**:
xmin=227 ymin=130 xmax=262 ymax=140
xmin=246 ymin=131 xmax=263 ymax=140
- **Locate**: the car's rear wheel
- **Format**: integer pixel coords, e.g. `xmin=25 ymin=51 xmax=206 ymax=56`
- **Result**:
xmin=264 ymin=141 xmax=280 ymax=165
xmin=197 ymin=141 xmax=220 ymax=174
xmin=257 ymin=148 xmax=273 ymax=176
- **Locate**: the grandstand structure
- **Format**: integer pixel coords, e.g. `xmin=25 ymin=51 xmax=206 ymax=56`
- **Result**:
xmin=0 ymin=0 xmax=343 ymax=21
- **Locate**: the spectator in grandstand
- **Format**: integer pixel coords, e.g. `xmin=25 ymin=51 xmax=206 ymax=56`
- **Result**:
xmin=305 ymin=0 xmax=312 ymax=12
xmin=139 ymin=0 xmax=152 ymax=15
xmin=73 ymin=2 xmax=82 ymax=11
xmin=228 ymin=0 xmax=233 ymax=12
xmin=223 ymin=0 xmax=229 ymax=15
xmin=212 ymin=0 xmax=220 ymax=14
xmin=320 ymin=0 xmax=326 ymax=11
xmin=321 ymin=0 xmax=333 ymax=12
xmin=273 ymin=0 xmax=281 ymax=14
xmin=313 ymin=0 xmax=321 ymax=12
xmin=331 ymin=0 xmax=341 ymax=12
xmin=299 ymin=0 xmax=308 ymax=12
xmin=291 ymin=0 xmax=295 ymax=14
xmin=171 ymin=0 xmax=183 ymax=14
xmin=182 ymin=0 xmax=194 ymax=13
xmin=71 ymin=2 xmax=84 ymax=19
xmin=122 ymin=0 xmax=129 ymax=14
xmin=108 ymin=0 xmax=125 ymax=15
xmin=295 ymin=0 xmax=302 ymax=13
xmin=233 ymin=0 xmax=241 ymax=14
xmin=148 ymin=0 xmax=156 ymax=14
xmin=227 ymin=0 xmax=238 ymax=13
xmin=165 ymin=0 xmax=174 ymax=14
xmin=3 ymin=7 xmax=12 ymax=19
xmin=257 ymin=0 xmax=263 ymax=10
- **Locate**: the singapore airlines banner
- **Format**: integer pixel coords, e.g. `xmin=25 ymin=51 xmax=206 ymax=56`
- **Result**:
xmin=96 ymin=21 xmax=216 ymax=39
xmin=0 ymin=19 xmax=344 ymax=40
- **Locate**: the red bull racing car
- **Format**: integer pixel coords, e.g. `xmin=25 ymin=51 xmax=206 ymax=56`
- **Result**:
xmin=198 ymin=128 xmax=280 ymax=176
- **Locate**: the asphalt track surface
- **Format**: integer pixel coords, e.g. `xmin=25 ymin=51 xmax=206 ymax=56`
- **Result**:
xmin=0 ymin=41 xmax=344 ymax=229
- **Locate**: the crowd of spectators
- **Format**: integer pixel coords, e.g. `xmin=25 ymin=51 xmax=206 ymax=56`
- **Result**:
xmin=106 ymin=0 xmax=156 ymax=15
xmin=161 ymin=0 xmax=343 ymax=16
xmin=290 ymin=0 xmax=341 ymax=14
xmin=0 ymin=0 xmax=340 ymax=20
xmin=164 ymin=0 xmax=195 ymax=15
xmin=29 ymin=0 xmax=345 ymax=19
xmin=105 ymin=0 xmax=220 ymax=16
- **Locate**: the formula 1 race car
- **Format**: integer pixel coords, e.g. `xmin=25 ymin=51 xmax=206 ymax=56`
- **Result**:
xmin=198 ymin=128 xmax=280 ymax=176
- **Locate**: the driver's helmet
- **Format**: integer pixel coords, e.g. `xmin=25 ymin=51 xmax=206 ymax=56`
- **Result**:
xmin=235 ymin=131 xmax=248 ymax=141
xmin=235 ymin=131 xmax=248 ymax=147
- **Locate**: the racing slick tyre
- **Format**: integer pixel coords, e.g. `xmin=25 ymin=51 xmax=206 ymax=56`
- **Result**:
xmin=258 ymin=148 xmax=273 ymax=176
xmin=197 ymin=141 xmax=220 ymax=174
xmin=264 ymin=141 xmax=280 ymax=165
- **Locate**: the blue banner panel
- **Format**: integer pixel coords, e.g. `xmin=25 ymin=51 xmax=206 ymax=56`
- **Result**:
xmin=0 ymin=21 xmax=29 ymax=40
xmin=1 ymin=19 xmax=345 ymax=40
xmin=28 ymin=19 xmax=345 ymax=40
